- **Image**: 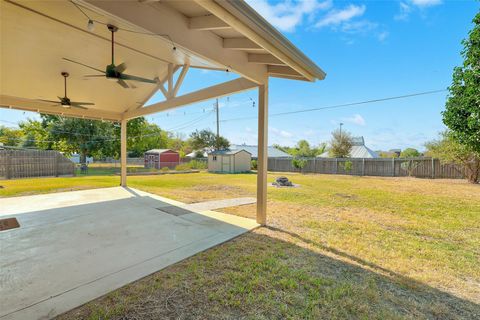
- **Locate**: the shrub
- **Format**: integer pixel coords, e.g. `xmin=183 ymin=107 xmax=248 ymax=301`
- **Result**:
xmin=344 ymin=160 xmax=353 ymax=173
xmin=188 ymin=160 xmax=207 ymax=170
xmin=161 ymin=166 xmax=169 ymax=172
xmin=175 ymin=163 xmax=190 ymax=171
xmin=292 ymin=158 xmax=307 ymax=172
xmin=251 ymin=159 xmax=258 ymax=170
xmin=401 ymin=160 xmax=420 ymax=177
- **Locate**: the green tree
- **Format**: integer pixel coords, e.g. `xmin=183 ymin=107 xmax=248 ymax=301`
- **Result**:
xmin=425 ymin=131 xmax=480 ymax=184
xmin=442 ymin=10 xmax=480 ymax=154
xmin=43 ymin=115 xmax=114 ymax=163
xmin=189 ymin=129 xmax=229 ymax=151
xmin=328 ymin=129 xmax=353 ymax=158
xmin=0 ymin=126 xmax=23 ymax=146
xmin=400 ymin=148 xmax=421 ymax=158
xmin=109 ymin=118 xmax=169 ymax=158
xmin=273 ymin=141 xmax=326 ymax=157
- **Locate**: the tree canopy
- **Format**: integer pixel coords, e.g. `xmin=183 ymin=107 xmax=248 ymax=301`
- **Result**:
xmin=189 ymin=129 xmax=230 ymax=151
xmin=442 ymin=10 xmax=480 ymax=154
xmin=273 ymin=140 xmax=326 ymax=157
xmin=328 ymin=129 xmax=353 ymax=158
xmin=0 ymin=115 xmax=193 ymax=160
xmin=400 ymin=148 xmax=421 ymax=158
xmin=426 ymin=131 xmax=479 ymax=183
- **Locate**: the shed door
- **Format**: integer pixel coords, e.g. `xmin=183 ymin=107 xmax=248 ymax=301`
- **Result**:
xmin=222 ymin=156 xmax=230 ymax=172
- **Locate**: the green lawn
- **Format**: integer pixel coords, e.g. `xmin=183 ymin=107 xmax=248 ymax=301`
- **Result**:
xmin=1 ymin=173 xmax=479 ymax=319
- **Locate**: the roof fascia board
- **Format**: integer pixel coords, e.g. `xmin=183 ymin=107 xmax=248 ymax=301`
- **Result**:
xmin=193 ymin=0 xmax=325 ymax=81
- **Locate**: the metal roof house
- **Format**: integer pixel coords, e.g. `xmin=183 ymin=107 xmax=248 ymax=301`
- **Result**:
xmin=229 ymin=144 xmax=292 ymax=159
xmin=318 ymin=137 xmax=379 ymax=159
xmin=208 ymin=149 xmax=252 ymax=173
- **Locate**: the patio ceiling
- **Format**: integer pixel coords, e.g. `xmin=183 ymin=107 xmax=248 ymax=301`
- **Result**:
xmin=0 ymin=0 xmax=325 ymax=121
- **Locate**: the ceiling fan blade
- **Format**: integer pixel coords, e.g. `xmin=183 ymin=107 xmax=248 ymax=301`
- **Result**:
xmin=70 ymin=103 xmax=89 ymax=110
xmin=117 ymin=79 xmax=129 ymax=88
xmin=84 ymin=75 xmax=105 ymax=78
xmin=119 ymin=73 xmax=158 ymax=84
xmin=71 ymin=101 xmax=95 ymax=105
xmin=38 ymin=99 xmax=61 ymax=104
xmin=63 ymin=58 xmax=105 ymax=74
xmin=115 ymin=62 xmax=127 ymax=73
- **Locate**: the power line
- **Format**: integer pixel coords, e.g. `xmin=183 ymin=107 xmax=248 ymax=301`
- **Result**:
xmin=220 ymin=89 xmax=448 ymax=122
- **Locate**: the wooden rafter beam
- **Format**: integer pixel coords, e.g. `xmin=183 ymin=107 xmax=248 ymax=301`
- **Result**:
xmin=267 ymin=65 xmax=303 ymax=77
xmin=172 ymin=64 xmax=190 ymax=98
xmin=136 ymin=65 xmax=181 ymax=109
xmin=248 ymin=54 xmax=285 ymax=65
xmin=124 ymin=77 xmax=257 ymax=119
xmin=223 ymin=38 xmax=263 ymax=50
xmin=0 ymin=95 xmax=122 ymax=121
xmin=189 ymin=15 xmax=231 ymax=30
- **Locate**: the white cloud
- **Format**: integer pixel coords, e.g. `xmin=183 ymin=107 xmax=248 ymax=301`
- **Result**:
xmin=394 ymin=2 xmax=411 ymax=21
xmin=315 ymin=4 xmax=366 ymax=28
xmin=395 ymin=0 xmax=442 ymax=21
xmin=342 ymin=114 xmax=366 ymax=126
xmin=377 ymin=31 xmax=389 ymax=42
xmin=246 ymin=0 xmax=332 ymax=32
xmin=271 ymin=127 xmax=294 ymax=138
xmin=411 ymin=0 xmax=442 ymax=7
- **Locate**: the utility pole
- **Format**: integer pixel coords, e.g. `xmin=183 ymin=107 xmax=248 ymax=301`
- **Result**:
xmin=215 ymin=98 xmax=220 ymax=138
xmin=339 ymin=122 xmax=343 ymax=137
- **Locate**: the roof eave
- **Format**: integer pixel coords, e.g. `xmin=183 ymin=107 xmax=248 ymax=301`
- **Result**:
xmin=220 ymin=0 xmax=326 ymax=81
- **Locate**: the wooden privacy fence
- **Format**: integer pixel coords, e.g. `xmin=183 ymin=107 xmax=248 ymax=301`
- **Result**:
xmin=268 ymin=157 xmax=465 ymax=179
xmin=0 ymin=150 xmax=75 ymax=179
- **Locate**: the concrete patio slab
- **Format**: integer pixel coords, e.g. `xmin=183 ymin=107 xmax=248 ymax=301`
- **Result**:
xmin=185 ymin=197 xmax=256 ymax=212
xmin=0 ymin=187 xmax=258 ymax=320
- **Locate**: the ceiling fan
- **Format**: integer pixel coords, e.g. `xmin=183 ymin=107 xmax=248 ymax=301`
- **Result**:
xmin=38 ymin=72 xmax=94 ymax=109
xmin=63 ymin=24 xmax=158 ymax=88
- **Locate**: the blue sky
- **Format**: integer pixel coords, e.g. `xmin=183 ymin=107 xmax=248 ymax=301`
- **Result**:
xmin=1 ymin=0 xmax=478 ymax=151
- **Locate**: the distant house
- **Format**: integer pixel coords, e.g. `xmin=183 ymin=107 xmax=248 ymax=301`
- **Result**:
xmin=229 ymin=144 xmax=292 ymax=159
xmin=144 ymin=149 xmax=180 ymax=169
xmin=318 ymin=136 xmax=379 ymax=158
xmin=208 ymin=149 xmax=251 ymax=173
xmin=389 ymin=149 xmax=401 ymax=157
xmin=185 ymin=149 xmax=208 ymax=158
xmin=70 ymin=154 xmax=93 ymax=164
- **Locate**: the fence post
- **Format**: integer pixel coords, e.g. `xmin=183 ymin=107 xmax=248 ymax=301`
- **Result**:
xmin=362 ymin=158 xmax=365 ymax=176
xmin=54 ymin=153 xmax=59 ymax=177
xmin=392 ymin=158 xmax=395 ymax=177
xmin=6 ymin=150 xmax=11 ymax=179
xmin=335 ymin=158 xmax=338 ymax=174
xmin=313 ymin=157 xmax=316 ymax=173
xmin=431 ymin=158 xmax=435 ymax=179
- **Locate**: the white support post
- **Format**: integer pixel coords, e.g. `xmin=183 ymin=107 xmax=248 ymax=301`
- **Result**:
xmin=167 ymin=63 xmax=174 ymax=99
xmin=120 ymin=119 xmax=127 ymax=187
xmin=257 ymin=81 xmax=268 ymax=225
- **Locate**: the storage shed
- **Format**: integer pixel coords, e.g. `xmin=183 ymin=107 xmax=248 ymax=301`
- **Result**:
xmin=144 ymin=149 xmax=180 ymax=169
xmin=208 ymin=150 xmax=251 ymax=173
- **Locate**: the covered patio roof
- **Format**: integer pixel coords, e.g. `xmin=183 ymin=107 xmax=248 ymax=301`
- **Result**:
xmin=1 ymin=0 xmax=325 ymax=120
xmin=0 ymin=0 xmax=325 ymax=225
